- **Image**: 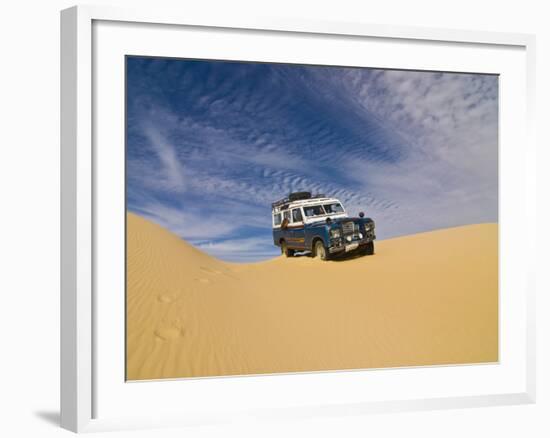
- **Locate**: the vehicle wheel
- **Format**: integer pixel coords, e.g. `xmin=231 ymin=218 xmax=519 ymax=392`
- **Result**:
xmin=314 ymin=240 xmax=329 ymax=261
xmin=363 ymin=241 xmax=374 ymax=256
xmin=281 ymin=241 xmax=294 ymax=257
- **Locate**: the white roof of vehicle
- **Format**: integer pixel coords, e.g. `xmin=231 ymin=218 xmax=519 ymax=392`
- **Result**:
xmin=272 ymin=197 xmax=342 ymax=214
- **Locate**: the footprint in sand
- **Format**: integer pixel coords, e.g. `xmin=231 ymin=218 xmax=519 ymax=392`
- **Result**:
xmin=157 ymin=294 xmax=174 ymax=303
xmin=195 ymin=278 xmax=211 ymax=284
xmin=154 ymin=327 xmax=185 ymax=342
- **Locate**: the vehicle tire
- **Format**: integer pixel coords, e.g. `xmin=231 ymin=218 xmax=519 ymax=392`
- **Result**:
xmin=314 ymin=240 xmax=329 ymax=261
xmin=281 ymin=241 xmax=294 ymax=257
xmin=363 ymin=241 xmax=374 ymax=256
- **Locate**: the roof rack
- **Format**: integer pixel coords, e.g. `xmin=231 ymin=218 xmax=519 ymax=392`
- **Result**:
xmin=271 ymin=192 xmax=327 ymax=209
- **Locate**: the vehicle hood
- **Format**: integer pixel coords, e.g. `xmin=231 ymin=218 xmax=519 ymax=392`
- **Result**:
xmin=307 ymin=216 xmax=374 ymax=227
xmin=331 ymin=217 xmax=374 ymax=224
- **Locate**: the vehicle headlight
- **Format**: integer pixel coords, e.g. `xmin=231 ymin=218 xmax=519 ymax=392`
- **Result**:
xmin=359 ymin=233 xmax=363 ymax=239
xmin=346 ymin=236 xmax=352 ymax=242
xmin=330 ymin=228 xmax=341 ymax=238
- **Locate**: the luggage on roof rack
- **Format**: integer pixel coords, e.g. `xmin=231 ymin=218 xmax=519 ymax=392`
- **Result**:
xmin=271 ymin=192 xmax=329 ymax=209
xmin=288 ymin=191 xmax=312 ymax=201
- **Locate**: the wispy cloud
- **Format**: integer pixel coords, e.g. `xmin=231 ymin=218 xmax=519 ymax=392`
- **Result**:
xmin=141 ymin=124 xmax=187 ymax=192
xmin=126 ymin=58 xmax=498 ymax=262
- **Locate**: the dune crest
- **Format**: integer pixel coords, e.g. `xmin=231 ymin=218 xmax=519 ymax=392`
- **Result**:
xmin=126 ymin=212 xmax=498 ymax=381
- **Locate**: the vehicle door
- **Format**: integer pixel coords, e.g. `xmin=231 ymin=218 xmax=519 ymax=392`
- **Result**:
xmin=272 ymin=211 xmax=282 ymax=245
xmin=289 ymin=207 xmax=306 ymax=250
xmin=280 ymin=210 xmax=292 ymax=245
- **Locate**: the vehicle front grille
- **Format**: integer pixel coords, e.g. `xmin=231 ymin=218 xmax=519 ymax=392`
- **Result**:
xmin=342 ymin=221 xmax=355 ymax=235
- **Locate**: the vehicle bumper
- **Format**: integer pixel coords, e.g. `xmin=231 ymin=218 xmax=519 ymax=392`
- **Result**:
xmin=328 ymin=234 xmax=376 ymax=254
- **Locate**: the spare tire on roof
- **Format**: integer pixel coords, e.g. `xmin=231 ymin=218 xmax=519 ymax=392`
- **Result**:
xmin=288 ymin=191 xmax=311 ymax=201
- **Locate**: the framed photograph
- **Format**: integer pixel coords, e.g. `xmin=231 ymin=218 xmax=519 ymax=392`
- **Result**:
xmin=61 ymin=5 xmax=536 ymax=433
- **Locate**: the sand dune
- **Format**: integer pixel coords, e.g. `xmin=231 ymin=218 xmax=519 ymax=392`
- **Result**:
xmin=126 ymin=212 xmax=498 ymax=381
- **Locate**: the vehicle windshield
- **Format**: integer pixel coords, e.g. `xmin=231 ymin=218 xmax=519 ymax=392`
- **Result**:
xmin=323 ymin=203 xmax=344 ymax=214
xmin=303 ymin=205 xmax=326 ymax=217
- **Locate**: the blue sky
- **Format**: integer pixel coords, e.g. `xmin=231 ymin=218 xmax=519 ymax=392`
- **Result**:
xmin=126 ymin=57 xmax=498 ymax=262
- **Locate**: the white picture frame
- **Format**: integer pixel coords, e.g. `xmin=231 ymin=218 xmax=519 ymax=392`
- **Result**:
xmin=60 ymin=4 xmax=537 ymax=433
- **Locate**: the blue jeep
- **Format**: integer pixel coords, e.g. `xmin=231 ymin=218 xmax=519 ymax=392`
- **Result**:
xmin=272 ymin=192 xmax=376 ymax=260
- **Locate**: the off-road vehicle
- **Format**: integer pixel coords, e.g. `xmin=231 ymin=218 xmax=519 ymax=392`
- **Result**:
xmin=272 ymin=192 xmax=376 ymax=260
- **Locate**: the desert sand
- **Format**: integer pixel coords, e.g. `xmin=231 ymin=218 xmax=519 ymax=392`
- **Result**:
xmin=126 ymin=212 xmax=498 ymax=381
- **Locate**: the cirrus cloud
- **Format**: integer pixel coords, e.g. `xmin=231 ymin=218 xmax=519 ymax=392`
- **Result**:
xmin=126 ymin=57 xmax=498 ymax=262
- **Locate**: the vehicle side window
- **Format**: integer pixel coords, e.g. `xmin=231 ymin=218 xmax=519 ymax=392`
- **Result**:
xmin=283 ymin=210 xmax=291 ymax=221
xmin=304 ymin=205 xmax=325 ymax=217
xmin=273 ymin=213 xmax=282 ymax=226
xmin=292 ymin=208 xmax=303 ymax=223
xmin=324 ymin=203 xmax=344 ymax=214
